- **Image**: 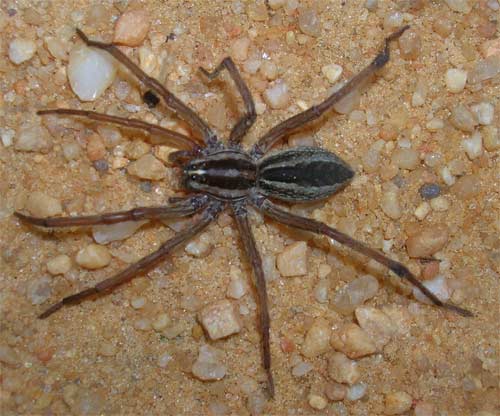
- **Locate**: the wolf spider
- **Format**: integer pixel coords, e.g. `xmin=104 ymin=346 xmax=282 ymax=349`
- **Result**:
xmin=15 ymin=26 xmax=471 ymax=398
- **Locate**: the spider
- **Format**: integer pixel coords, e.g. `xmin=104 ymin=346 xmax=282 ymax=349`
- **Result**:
xmin=15 ymin=25 xmax=472 ymax=398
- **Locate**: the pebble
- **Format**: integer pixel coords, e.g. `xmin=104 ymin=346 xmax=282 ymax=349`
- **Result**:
xmin=68 ymin=45 xmax=117 ymax=101
xmin=46 ymin=254 xmax=72 ymax=275
xmin=25 ymin=191 xmax=63 ymax=217
xmin=445 ymin=68 xmax=467 ymax=93
xmin=483 ymin=126 xmax=499 ymax=151
xmin=384 ymin=391 xmax=413 ymax=415
xmin=15 ymin=124 xmax=51 ymax=153
xmin=8 ymin=38 xmax=37 ymax=64
xmin=355 ymin=306 xmax=396 ymax=350
xmin=380 ymin=190 xmax=402 ymax=220
xmin=113 ymin=10 xmax=150 ymax=46
xmin=331 ymin=82 xmax=361 ymax=114
xmin=449 ymin=104 xmax=478 ymax=133
xmin=332 ymin=275 xmax=379 ymax=315
xmin=263 ymin=80 xmax=290 ymax=109
xmin=430 ymin=196 xmax=450 ymax=212
xmin=98 ymin=341 xmax=116 ymax=357
xmin=302 ymin=318 xmax=331 ymax=358
xmin=93 ymin=220 xmax=147 ymax=244
xmin=185 ymin=232 xmax=212 ymax=258
xmin=152 ymin=313 xmax=171 ymax=331
xmin=45 ymin=36 xmax=68 ymax=60
xmin=131 ymin=297 xmax=146 ymax=309
xmin=330 ymin=323 xmax=377 ymax=358
xmin=451 ymin=174 xmax=481 ymax=200
xmin=1 ymin=128 xmax=14 ymax=147
xmin=313 ymin=279 xmax=329 ymax=303
xmin=426 ymin=118 xmax=444 ymax=131
xmin=419 ymin=183 xmax=441 ymax=200
xmin=64 ymin=386 xmax=104 ymax=416
xmin=414 ymin=202 xmax=431 ymax=220
xmin=322 ymin=63 xmax=343 ymax=84
xmin=328 ymin=352 xmax=360 ymax=385
xmin=414 ymin=401 xmax=435 ymax=416
xmin=308 ymin=394 xmax=328 ymax=410
xmin=276 ymin=241 xmax=308 ymax=277
xmin=444 ymin=0 xmax=472 ymax=13
xmin=127 ymin=154 xmax=167 ymax=180
xmin=471 ymin=102 xmax=494 ymax=125
xmin=260 ymin=60 xmax=278 ymax=80
xmin=75 ymin=243 xmax=111 ymax=269
xmin=231 ymin=37 xmax=250 ymax=61
xmin=398 ymin=29 xmax=421 ymax=60
xmin=133 ymin=318 xmax=152 ymax=331
xmin=462 ymin=131 xmax=483 ymax=160
xmin=227 ymin=275 xmax=247 ymax=299
xmin=86 ymin=133 xmax=106 ymax=161
xmin=298 ymin=8 xmax=321 ymax=37
xmin=365 ymin=0 xmax=378 ymax=11
xmin=292 ymin=361 xmax=313 ymax=377
xmin=0 ymin=344 xmax=20 ymax=366
xmin=391 ymin=148 xmax=419 ymax=170
xmin=384 ymin=12 xmax=404 ymax=30
xmin=62 ymin=142 xmax=81 ymax=160
xmin=325 ymin=381 xmax=347 ymax=401
xmin=468 ymin=55 xmax=500 ymax=84
xmin=406 ymin=225 xmax=449 ymax=257
xmin=440 ymin=166 xmax=456 ymax=186
xmin=413 ymin=275 xmax=450 ymax=305
xmin=346 ymin=383 xmax=367 ymax=401
xmin=192 ymin=344 xmax=226 ymax=381
xmin=157 ymin=352 xmax=173 ymax=368
xmin=198 ymin=300 xmax=241 ymax=340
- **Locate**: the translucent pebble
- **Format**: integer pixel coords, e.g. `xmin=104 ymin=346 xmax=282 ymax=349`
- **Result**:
xmin=355 ymin=306 xmax=396 ymax=350
xmin=444 ymin=0 xmax=472 ymax=13
xmin=113 ymin=10 xmax=150 ymax=47
xmin=227 ymin=276 xmax=247 ymax=299
xmin=322 ymin=63 xmax=343 ymax=84
xmin=380 ymin=190 xmax=402 ymax=220
xmin=471 ymin=102 xmax=494 ymax=125
xmin=76 ymin=244 xmax=111 ymax=269
xmin=314 ymin=279 xmax=329 ymax=303
xmin=302 ymin=318 xmax=331 ymax=358
xmin=192 ymin=345 xmax=226 ymax=381
xmin=398 ymin=29 xmax=421 ymax=60
xmin=127 ymin=154 xmax=167 ymax=180
xmin=0 ymin=128 xmax=14 ymax=147
xmin=330 ymin=82 xmax=361 ymax=114
xmin=325 ymin=381 xmax=347 ymax=401
xmin=152 ymin=313 xmax=171 ymax=331
xmin=346 ymin=383 xmax=367 ymax=401
xmin=27 ymin=277 xmax=52 ymax=305
xmin=93 ymin=220 xmax=147 ymax=244
xmin=298 ymin=8 xmax=321 ymax=37
xmin=365 ymin=0 xmax=378 ymax=11
xmin=391 ymin=148 xmax=419 ymax=170
xmin=445 ymin=68 xmax=467 ymax=93
xmin=198 ymin=300 xmax=241 ymax=340
xmin=468 ymin=55 xmax=500 ymax=84
xmin=426 ymin=118 xmax=444 ymax=131
xmin=25 ymin=191 xmax=62 ymax=217
xmin=292 ymin=361 xmax=313 ymax=377
xmin=277 ymin=241 xmax=308 ymax=277
xmin=157 ymin=352 xmax=172 ymax=368
xmin=47 ymin=254 xmax=72 ymax=275
xmin=483 ymin=126 xmax=499 ymax=151
xmin=263 ymin=80 xmax=290 ymax=109
xmin=0 ymin=344 xmax=20 ymax=366
xmin=449 ymin=104 xmax=478 ymax=133
xmin=451 ymin=174 xmax=481 ymax=200
xmin=308 ymin=394 xmax=328 ymax=410
xmin=430 ymin=196 xmax=449 ymax=212
xmin=231 ymin=37 xmax=250 ymax=61
xmin=260 ymin=60 xmax=278 ymax=80
xmin=330 ymin=323 xmax=377 ymax=358
xmin=406 ymin=225 xmax=449 ymax=257
xmin=68 ymin=45 xmax=117 ymax=101
xmin=462 ymin=131 xmax=483 ymax=160
xmin=331 ymin=275 xmax=379 ymax=315
xmin=413 ymin=275 xmax=450 ymax=305
xmin=131 ymin=297 xmax=146 ymax=309
xmin=185 ymin=232 xmax=212 ymax=258
xmin=9 ymin=38 xmax=36 ymax=64
xmin=440 ymin=166 xmax=455 ymax=186
xmin=15 ymin=124 xmax=52 ymax=153
xmin=384 ymin=12 xmax=403 ymax=29
xmin=385 ymin=391 xmax=413 ymax=415
xmin=328 ymin=352 xmax=360 ymax=385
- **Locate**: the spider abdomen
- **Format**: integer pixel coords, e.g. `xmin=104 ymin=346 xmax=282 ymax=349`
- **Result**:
xmin=257 ymin=146 xmax=354 ymax=202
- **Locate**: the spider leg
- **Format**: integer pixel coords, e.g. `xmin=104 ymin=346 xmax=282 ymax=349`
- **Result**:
xmin=74 ymin=29 xmax=216 ymax=144
xmin=15 ymin=195 xmax=209 ymax=227
xmin=232 ymin=202 xmax=274 ymax=398
xmin=37 ymin=109 xmax=201 ymax=150
xmin=252 ymin=26 xmax=410 ymax=156
xmin=253 ymin=197 xmax=473 ymax=317
xmin=199 ymin=57 xmax=256 ymax=145
xmin=38 ymin=201 xmax=223 ymax=319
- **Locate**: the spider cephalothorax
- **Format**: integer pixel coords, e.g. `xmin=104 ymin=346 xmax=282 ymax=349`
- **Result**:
xmin=15 ymin=25 xmax=471 ymax=398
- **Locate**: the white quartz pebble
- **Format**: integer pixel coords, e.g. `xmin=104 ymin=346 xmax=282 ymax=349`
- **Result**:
xmin=9 ymin=38 xmax=36 ymax=64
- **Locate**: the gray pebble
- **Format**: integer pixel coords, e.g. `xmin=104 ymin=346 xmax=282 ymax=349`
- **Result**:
xmin=93 ymin=159 xmax=109 ymax=172
xmin=419 ymin=183 xmax=441 ymax=200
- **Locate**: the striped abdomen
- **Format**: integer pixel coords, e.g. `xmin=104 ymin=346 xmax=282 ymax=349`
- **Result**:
xmin=183 ymin=149 xmax=257 ymax=200
xmin=257 ymin=147 xmax=354 ymax=202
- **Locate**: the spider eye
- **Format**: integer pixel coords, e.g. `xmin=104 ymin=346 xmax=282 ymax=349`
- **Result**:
xmin=191 ymin=174 xmax=198 ymax=181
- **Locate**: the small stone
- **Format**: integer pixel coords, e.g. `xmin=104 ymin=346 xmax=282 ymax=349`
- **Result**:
xmin=231 ymin=37 xmax=250 ymax=61
xmin=292 ymin=361 xmax=313 ymax=377
xmin=127 ymin=154 xmax=167 ymax=180
xmin=384 ymin=12 xmax=404 ymax=30
xmin=62 ymin=142 xmax=81 ymax=161
xmin=430 ymin=196 xmax=450 ymax=212
xmin=332 ymin=275 xmax=379 ymax=315
xmin=462 ymin=131 xmax=483 ymax=160
xmin=384 ymin=391 xmax=413 ymax=415
xmin=391 ymin=148 xmax=419 ymax=170
xmin=9 ymin=38 xmax=37 ymax=64
xmin=380 ymin=190 xmax=402 ymax=220
xmin=440 ymin=166 xmax=456 ymax=186
xmin=298 ymin=8 xmax=321 ymax=37
xmin=86 ymin=133 xmax=106 ymax=161
xmin=468 ymin=55 xmax=500 ymax=84
xmin=185 ymin=232 xmax=212 ymax=258
xmin=406 ymin=225 xmax=449 ymax=257
xmin=445 ymin=68 xmax=467 ymax=93
xmin=157 ymin=352 xmax=173 ymax=368
xmin=330 ymin=323 xmax=377 ymax=358
xmin=322 ymin=63 xmax=343 ymax=84
xmin=198 ymin=300 xmax=241 ymax=340
xmin=331 ymin=81 xmax=361 ymax=114
xmin=1 ymin=128 xmax=15 ymax=147
xmin=76 ymin=244 xmax=111 ymax=269
xmin=444 ymin=0 xmax=472 ymax=13
xmin=325 ymin=381 xmax=347 ymax=401
xmin=346 ymin=383 xmax=367 ymax=401
xmin=302 ymin=318 xmax=331 ymax=358
xmin=426 ymin=118 xmax=444 ymax=131
xmin=328 ymin=352 xmax=360 ymax=385
xmin=398 ymin=29 xmax=421 ymax=60
xmin=414 ymin=401 xmax=435 ymax=416
xmin=419 ymin=183 xmax=441 ymax=200
xmin=263 ymin=81 xmax=290 ymax=109
xmin=98 ymin=341 xmax=116 ymax=357
xmin=131 ymin=297 xmax=146 ymax=309
xmin=15 ymin=124 xmax=52 ymax=153
xmin=125 ymin=140 xmax=151 ymax=160
xmin=365 ymin=0 xmax=378 ymax=11
xmin=277 ymin=241 xmax=308 ymax=277
xmin=313 ymin=279 xmax=329 ymax=303
xmin=260 ymin=60 xmax=278 ymax=80
xmin=65 ymin=387 xmax=104 ymax=416
xmin=355 ymin=306 xmax=396 ymax=350
xmin=483 ymin=126 xmax=499 ymax=151
xmin=45 ymin=36 xmax=68 ymax=60
xmin=133 ymin=318 xmax=151 ymax=331
xmin=451 ymin=174 xmax=481 ymax=200
xmin=192 ymin=344 xmax=226 ymax=381
xmin=0 ymin=344 xmax=20 ymax=366
xmin=93 ymin=220 xmax=147 ymax=244
xmin=27 ymin=277 xmax=52 ymax=305
xmin=26 ymin=191 xmax=63 ymax=218
xmin=414 ymin=201 xmax=430 ymax=219
xmin=450 ymin=104 xmax=478 ymax=133
xmin=308 ymin=394 xmax=328 ymax=410
xmin=46 ymin=254 xmax=71 ymax=275
xmin=227 ymin=276 xmax=247 ymax=299
xmin=413 ymin=275 xmax=450 ymax=305
xmin=68 ymin=45 xmax=117 ymax=101
xmin=113 ymin=10 xmax=150 ymax=47
xmin=471 ymin=102 xmax=494 ymax=125
xmin=152 ymin=313 xmax=171 ymax=331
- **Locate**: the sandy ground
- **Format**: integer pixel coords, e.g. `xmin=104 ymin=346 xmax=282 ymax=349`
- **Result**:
xmin=0 ymin=1 xmax=499 ymax=415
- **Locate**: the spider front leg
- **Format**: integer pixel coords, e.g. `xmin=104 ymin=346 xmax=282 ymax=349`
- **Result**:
xmin=36 ymin=201 xmax=223 ymax=319
xmin=252 ymin=26 xmax=410 ymax=156
xmin=232 ymin=203 xmax=274 ymax=398
xmin=74 ymin=29 xmax=215 ymax=144
xmin=254 ymin=197 xmax=473 ymax=317
xmin=199 ymin=57 xmax=256 ymax=145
